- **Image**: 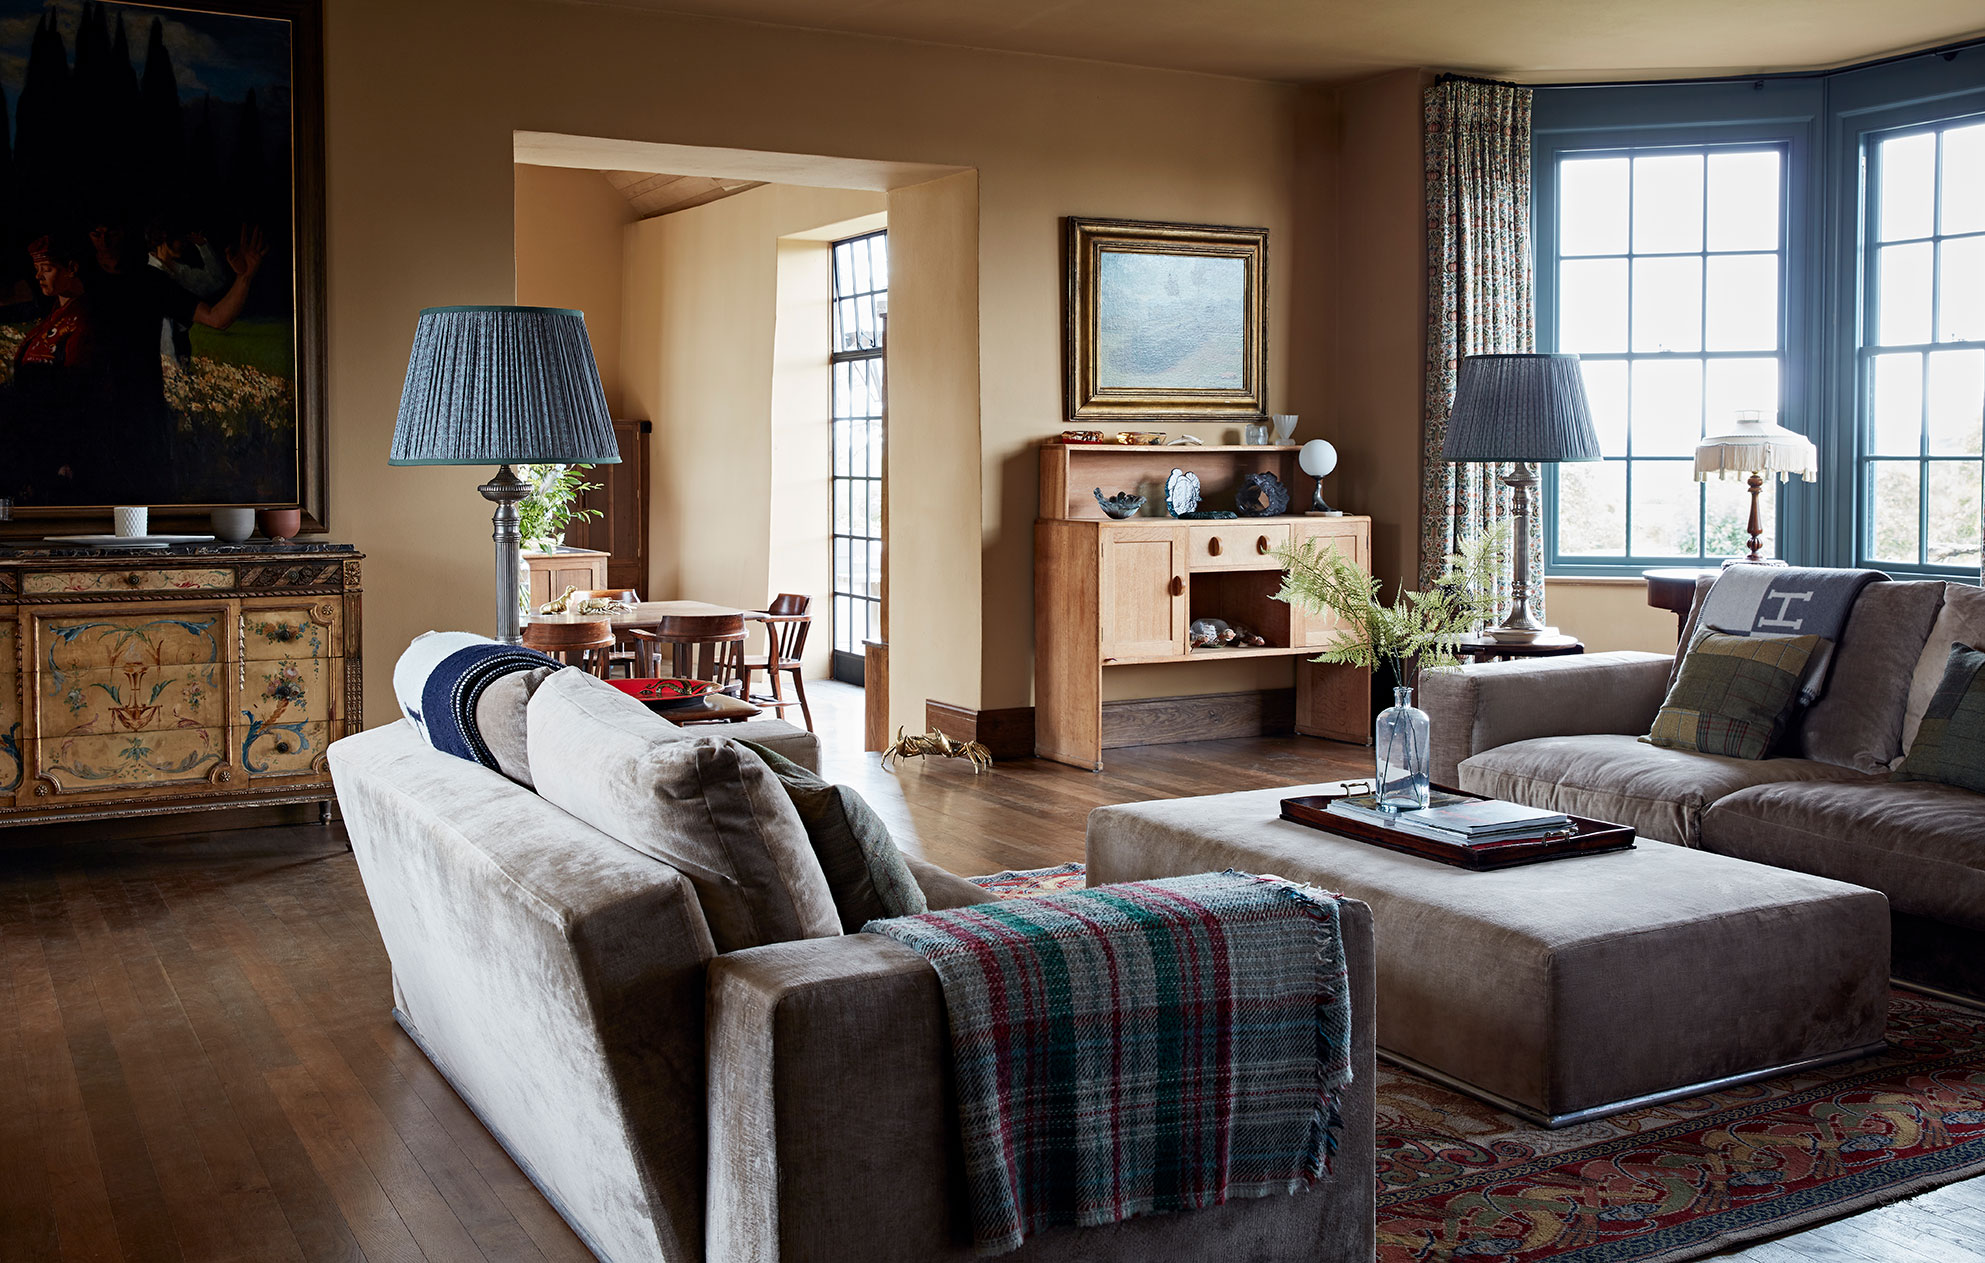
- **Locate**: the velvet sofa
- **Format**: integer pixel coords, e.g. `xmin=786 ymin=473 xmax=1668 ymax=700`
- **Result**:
xmin=1423 ymin=577 xmax=1985 ymax=1005
xmin=328 ymin=694 xmax=1378 ymax=1262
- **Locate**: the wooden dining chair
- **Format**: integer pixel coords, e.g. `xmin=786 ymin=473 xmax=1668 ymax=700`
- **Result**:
xmin=741 ymin=593 xmax=814 ymax=732
xmin=627 ymin=613 xmax=748 ymax=692
xmin=521 ymin=619 xmax=616 ymax=678
xmin=582 ymin=589 xmax=643 ymax=677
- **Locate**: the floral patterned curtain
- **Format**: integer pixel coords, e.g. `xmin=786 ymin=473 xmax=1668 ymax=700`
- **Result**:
xmin=1420 ymin=78 xmax=1537 ymax=616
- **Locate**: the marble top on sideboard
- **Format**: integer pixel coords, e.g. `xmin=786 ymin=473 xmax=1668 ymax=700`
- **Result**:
xmin=0 ymin=540 xmax=361 ymax=560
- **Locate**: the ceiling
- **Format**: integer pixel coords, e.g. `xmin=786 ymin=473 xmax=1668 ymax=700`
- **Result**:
xmin=603 ymin=170 xmax=765 ymax=218
xmin=592 ymin=0 xmax=1985 ymax=83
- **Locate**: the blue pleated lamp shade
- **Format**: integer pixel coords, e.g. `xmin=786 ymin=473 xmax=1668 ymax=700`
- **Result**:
xmin=391 ymin=306 xmax=621 ymax=466
xmin=1441 ymin=353 xmax=1603 ymax=464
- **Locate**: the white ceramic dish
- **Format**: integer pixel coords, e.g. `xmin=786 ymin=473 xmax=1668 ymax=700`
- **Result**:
xmin=44 ymin=533 xmax=217 ymax=548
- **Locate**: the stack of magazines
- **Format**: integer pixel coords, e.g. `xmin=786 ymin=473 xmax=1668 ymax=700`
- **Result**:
xmin=1326 ymin=791 xmax=1572 ymax=847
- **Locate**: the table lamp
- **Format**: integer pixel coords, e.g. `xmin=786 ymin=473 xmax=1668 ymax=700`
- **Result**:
xmin=1694 ymin=411 xmax=1817 ymax=564
xmin=391 ymin=306 xmax=620 ymax=645
xmin=1299 ymin=439 xmax=1341 ymax=515
xmin=1441 ymin=353 xmax=1602 ymax=640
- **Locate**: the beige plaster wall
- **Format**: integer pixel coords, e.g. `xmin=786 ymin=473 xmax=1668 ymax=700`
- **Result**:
xmin=1544 ymin=578 xmax=1680 ymax=653
xmin=326 ymin=0 xmax=1301 ymax=727
xmin=512 ymin=164 xmax=636 ymax=413
xmin=619 ymin=183 xmax=885 ymax=629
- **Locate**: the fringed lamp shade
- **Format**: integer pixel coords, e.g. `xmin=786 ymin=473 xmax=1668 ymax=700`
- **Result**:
xmin=1694 ymin=412 xmax=1818 ymax=484
xmin=391 ymin=306 xmax=619 ymax=466
xmin=1440 ymin=353 xmax=1603 ymax=464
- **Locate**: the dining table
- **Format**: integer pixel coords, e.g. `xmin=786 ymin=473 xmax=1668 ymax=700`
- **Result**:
xmin=525 ymin=600 xmax=767 ymax=708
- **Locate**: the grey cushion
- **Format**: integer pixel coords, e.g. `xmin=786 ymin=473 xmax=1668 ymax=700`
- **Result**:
xmin=741 ymin=740 xmax=928 ymax=931
xmin=1458 ymin=732 xmax=1874 ymax=847
xmin=1702 ymin=778 xmax=1985 ymax=932
xmin=1894 ymin=643 xmax=1985 ymax=793
xmin=1798 ymin=579 xmax=1947 ymax=773
xmin=476 ymin=664 xmax=559 ymax=787
xmin=527 ymin=668 xmax=841 ymax=953
xmin=1903 ymin=583 xmax=1985 ymax=756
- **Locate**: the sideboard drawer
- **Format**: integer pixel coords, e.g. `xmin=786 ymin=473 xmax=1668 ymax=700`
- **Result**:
xmin=241 ymin=600 xmax=343 ymax=660
xmin=25 ymin=567 xmax=237 ymax=595
xmin=1186 ymin=522 xmax=1290 ymax=571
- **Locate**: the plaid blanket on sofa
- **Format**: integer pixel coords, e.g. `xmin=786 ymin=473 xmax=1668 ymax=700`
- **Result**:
xmin=864 ymin=870 xmax=1353 ymax=1255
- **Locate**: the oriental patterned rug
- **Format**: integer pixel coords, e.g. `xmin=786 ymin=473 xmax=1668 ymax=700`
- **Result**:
xmin=973 ymin=864 xmax=1985 ymax=1262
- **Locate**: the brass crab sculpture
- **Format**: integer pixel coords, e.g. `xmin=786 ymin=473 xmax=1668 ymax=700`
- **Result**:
xmin=880 ymin=726 xmax=993 ymax=775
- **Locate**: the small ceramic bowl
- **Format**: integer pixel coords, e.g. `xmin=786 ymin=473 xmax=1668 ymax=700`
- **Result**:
xmin=211 ymin=507 xmax=255 ymax=541
xmin=255 ymin=508 xmax=301 ymax=543
xmin=1093 ymin=489 xmax=1147 ymax=519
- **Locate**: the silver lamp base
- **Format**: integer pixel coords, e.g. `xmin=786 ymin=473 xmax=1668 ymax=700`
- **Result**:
xmin=479 ymin=464 xmax=531 ymax=645
xmin=1493 ymin=462 xmax=1544 ymax=641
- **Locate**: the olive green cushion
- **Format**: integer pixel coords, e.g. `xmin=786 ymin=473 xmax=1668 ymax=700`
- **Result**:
xmin=1894 ymin=643 xmax=1985 ymax=795
xmin=1645 ymin=630 xmax=1823 ymax=760
xmin=740 ymin=741 xmax=927 ymax=931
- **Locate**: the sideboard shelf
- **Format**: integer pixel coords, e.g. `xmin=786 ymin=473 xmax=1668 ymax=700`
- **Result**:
xmin=1034 ymin=443 xmax=1370 ymax=770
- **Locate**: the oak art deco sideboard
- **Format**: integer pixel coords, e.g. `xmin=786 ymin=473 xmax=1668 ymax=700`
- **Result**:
xmin=0 ymin=541 xmax=363 ymax=829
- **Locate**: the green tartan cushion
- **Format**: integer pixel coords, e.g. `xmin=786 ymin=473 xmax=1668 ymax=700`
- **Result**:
xmin=1643 ymin=630 xmax=1823 ymax=760
xmin=1893 ymin=643 xmax=1985 ymax=794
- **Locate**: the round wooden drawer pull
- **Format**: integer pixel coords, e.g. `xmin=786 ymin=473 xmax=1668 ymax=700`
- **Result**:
xmin=1208 ymin=537 xmax=1223 ymax=556
xmin=1257 ymin=535 xmax=1270 ymax=555
xmin=125 ymin=572 xmax=144 ymax=586
xmin=1169 ymin=576 xmax=1184 ymax=596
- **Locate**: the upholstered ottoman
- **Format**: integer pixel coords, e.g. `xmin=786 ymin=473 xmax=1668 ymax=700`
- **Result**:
xmin=1087 ymin=785 xmax=1891 ymax=1126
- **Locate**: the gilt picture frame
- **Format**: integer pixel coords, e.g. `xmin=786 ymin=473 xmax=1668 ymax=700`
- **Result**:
xmin=1064 ymin=217 xmax=1268 ymax=422
xmin=0 ymin=0 xmax=327 ymax=538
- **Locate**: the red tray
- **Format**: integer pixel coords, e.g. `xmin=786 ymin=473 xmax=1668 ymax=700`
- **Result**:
xmin=609 ymin=677 xmax=718 ymax=713
xmin=1278 ymin=786 xmax=1635 ymax=871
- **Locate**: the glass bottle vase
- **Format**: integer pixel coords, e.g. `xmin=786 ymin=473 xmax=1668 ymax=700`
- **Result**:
xmin=1374 ymin=685 xmax=1431 ymax=812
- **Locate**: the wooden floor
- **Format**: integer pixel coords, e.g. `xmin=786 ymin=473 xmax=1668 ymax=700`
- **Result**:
xmin=0 ymin=679 xmax=1977 ymax=1261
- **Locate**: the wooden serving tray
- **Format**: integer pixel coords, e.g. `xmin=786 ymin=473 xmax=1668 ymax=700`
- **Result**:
xmin=1278 ymin=787 xmax=1635 ymax=871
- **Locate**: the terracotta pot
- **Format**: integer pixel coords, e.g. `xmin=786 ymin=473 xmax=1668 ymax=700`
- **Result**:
xmin=255 ymin=508 xmax=301 ymax=543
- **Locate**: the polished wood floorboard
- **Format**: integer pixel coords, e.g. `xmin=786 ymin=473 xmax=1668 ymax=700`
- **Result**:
xmin=0 ymin=678 xmax=1976 ymax=1261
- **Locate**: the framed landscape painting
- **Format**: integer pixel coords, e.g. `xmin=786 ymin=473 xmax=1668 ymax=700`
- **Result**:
xmin=1063 ymin=217 xmax=1268 ymax=422
xmin=0 ymin=0 xmax=325 ymax=536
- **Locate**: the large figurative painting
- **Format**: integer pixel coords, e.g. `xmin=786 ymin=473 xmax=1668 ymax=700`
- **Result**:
xmin=1064 ymin=217 xmax=1267 ymax=422
xmin=0 ymin=0 xmax=323 ymax=531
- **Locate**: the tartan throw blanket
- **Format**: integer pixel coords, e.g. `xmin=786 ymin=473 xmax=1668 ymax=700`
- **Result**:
xmin=864 ymin=870 xmax=1353 ymax=1255
xmin=1691 ymin=566 xmax=1885 ymax=704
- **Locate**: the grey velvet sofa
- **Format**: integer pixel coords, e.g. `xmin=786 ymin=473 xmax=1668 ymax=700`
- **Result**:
xmin=1423 ymin=577 xmax=1985 ymax=1005
xmin=328 ymin=712 xmax=1378 ymax=1263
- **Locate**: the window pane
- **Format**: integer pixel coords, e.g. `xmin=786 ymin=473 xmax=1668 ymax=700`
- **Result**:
xmin=1944 ymin=122 xmax=1985 ymax=236
xmin=1579 ymin=359 xmax=1630 ymax=457
xmin=1706 ymin=150 xmax=1780 ymax=252
xmin=1630 ymin=461 xmax=1702 ymax=557
xmin=1631 ymin=357 xmax=1704 ymax=456
xmin=1927 ymin=349 xmax=1985 ymax=457
xmin=1559 ymin=258 xmax=1629 ymax=352
xmin=1555 ymin=460 xmax=1626 ymax=555
xmin=870 ymin=237 xmax=890 ymax=290
xmin=1878 ymin=131 xmax=1937 ymax=242
xmin=1871 ymin=352 xmax=1923 ymax=456
xmin=867 ymin=540 xmax=883 ymax=598
xmin=834 ymin=246 xmax=856 ymax=296
xmin=1560 ymin=157 xmax=1630 ymax=256
xmin=1704 ymin=472 xmax=1776 ymax=560
xmin=1938 ymin=234 xmax=1985 ymax=342
xmin=1703 ymin=254 xmax=1778 ymax=351
xmin=1704 ymin=357 xmax=1781 ymax=434
xmin=1876 ymin=241 xmax=1934 ymax=346
xmin=1868 ymin=462 xmax=1922 ymax=564
xmin=1632 ymin=255 xmax=1702 ymax=352
xmin=1927 ymin=461 xmax=1983 ymax=571
xmin=1632 ymin=152 xmax=1704 ymax=254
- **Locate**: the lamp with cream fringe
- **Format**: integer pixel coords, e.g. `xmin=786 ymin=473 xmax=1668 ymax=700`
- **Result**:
xmin=1694 ymin=410 xmax=1817 ymax=564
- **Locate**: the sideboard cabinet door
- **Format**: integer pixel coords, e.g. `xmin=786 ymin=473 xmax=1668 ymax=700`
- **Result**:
xmin=0 ymin=616 xmax=20 ymax=798
xmin=239 ymin=597 xmax=346 ymax=781
xmin=1099 ymin=528 xmax=1186 ymax=661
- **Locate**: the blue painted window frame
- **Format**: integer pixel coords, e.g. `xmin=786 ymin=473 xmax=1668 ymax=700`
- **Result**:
xmin=1535 ymin=51 xmax=1985 ymax=581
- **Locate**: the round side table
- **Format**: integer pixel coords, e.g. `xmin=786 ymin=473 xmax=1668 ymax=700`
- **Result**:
xmin=1450 ymin=633 xmax=1584 ymax=664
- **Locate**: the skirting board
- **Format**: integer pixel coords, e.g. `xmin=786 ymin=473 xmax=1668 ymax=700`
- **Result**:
xmin=925 ymin=701 xmax=1038 ymax=762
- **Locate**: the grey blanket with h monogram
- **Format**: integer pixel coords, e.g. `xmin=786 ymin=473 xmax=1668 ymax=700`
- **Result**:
xmin=1692 ymin=566 xmax=1886 ymax=705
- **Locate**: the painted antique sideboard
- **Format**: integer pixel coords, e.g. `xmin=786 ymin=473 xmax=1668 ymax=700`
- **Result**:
xmin=0 ymin=541 xmax=363 ymax=829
